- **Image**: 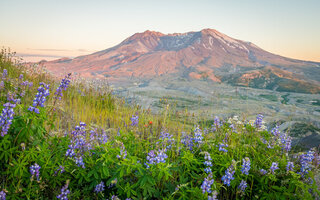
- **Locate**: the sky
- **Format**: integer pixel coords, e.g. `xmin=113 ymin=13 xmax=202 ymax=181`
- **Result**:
xmin=0 ymin=0 xmax=320 ymax=62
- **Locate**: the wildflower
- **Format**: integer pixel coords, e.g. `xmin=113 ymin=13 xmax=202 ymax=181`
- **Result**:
xmin=130 ymin=115 xmax=139 ymax=126
xmin=271 ymin=126 xmax=280 ymax=137
xmin=55 ymin=165 xmax=65 ymax=175
xmin=254 ymin=114 xmax=264 ymax=129
xmin=0 ymin=81 xmax=4 ymax=90
xmin=214 ymin=116 xmax=222 ymax=127
xmin=201 ymin=174 xmax=214 ymax=194
xmin=98 ymin=130 xmax=108 ymax=145
xmin=238 ymin=180 xmax=247 ymax=192
xmin=211 ymin=116 xmax=222 ymax=132
xmin=116 ymin=143 xmax=127 ymax=160
xmin=279 ymin=133 xmax=292 ymax=152
xmin=241 ymin=157 xmax=251 ymax=175
xmin=94 ymin=181 xmax=105 ymax=193
xmin=111 ymin=196 xmax=120 ymax=200
xmin=299 ymin=150 xmax=314 ymax=175
xmin=218 ymin=143 xmax=228 ymax=152
xmin=204 ymin=152 xmax=212 ymax=173
xmin=2 ymin=69 xmax=7 ymax=79
xmin=145 ymin=149 xmax=168 ymax=168
xmin=193 ymin=125 xmax=203 ymax=144
xmin=148 ymin=121 xmax=153 ymax=125
xmin=0 ymin=102 xmax=15 ymax=136
xmin=75 ymin=156 xmax=85 ymax=168
xmin=30 ymin=163 xmax=41 ymax=181
xmin=222 ymin=164 xmax=235 ymax=186
xmin=159 ymin=131 xmax=174 ymax=149
xmin=18 ymin=74 xmax=23 ymax=80
xmin=145 ymin=150 xmax=157 ymax=168
xmin=65 ymin=146 xmax=75 ymax=157
xmin=55 ymin=73 xmax=71 ymax=100
xmin=203 ymin=128 xmax=209 ymax=135
xmin=181 ymin=132 xmax=194 ymax=150
xmin=270 ymin=162 xmax=279 ymax=174
xmin=286 ymin=162 xmax=294 ymax=172
xmin=156 ymin=149 xmax=168 ymax=163
xmin=208 ymin=191 xmax=218 ymax=200
xmin=0 ymin=191 xmax=6 ymax=200
xmin=57 ymin=183 xmax=70 ymax=200
xmin=260 ymin=169 xmax=267 ymax=175
xmin=28 ymin=82 xmax=50 ymax=114
xmin=6 ymin=93 xmax=20 ymax=104
xmin=229 ymin=123 xmax=237 ymax=133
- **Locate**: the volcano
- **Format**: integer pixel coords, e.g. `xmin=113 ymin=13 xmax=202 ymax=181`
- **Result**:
xmin=38 ymin=29 xmax=320 ymax=93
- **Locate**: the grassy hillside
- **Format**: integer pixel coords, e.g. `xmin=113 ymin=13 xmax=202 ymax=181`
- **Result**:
xmin=0 ymin=49 xmax=319 ymax=199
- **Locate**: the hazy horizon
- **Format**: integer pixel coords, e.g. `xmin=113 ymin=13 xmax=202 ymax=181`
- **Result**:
xmin=1 ymin=0 xmax=320 ymax=62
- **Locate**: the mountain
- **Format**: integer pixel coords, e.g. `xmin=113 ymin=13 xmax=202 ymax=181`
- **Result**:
xmin=39 ymin=29 xmax=320 ymax=94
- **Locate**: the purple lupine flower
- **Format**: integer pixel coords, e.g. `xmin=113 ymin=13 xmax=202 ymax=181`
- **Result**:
xmin=6 ymin=93 xmax=20 ymax=104
xmin=159 ymin=131 xmax=175 ymax=149
xmin=145 ymin=150 xmax=157 ymax=168
xmin=21 ymin=80 xmax=29 ymax=86
xmin=271 ymin=125 xmax=280 ymax=137
xmin=299 ymin=150 xmax=315 ymax=175
xmin=65 ymin=122 xmax=92 ymax=168
xmin=208 ymin=191 xmax=218 ymax=200
xmin=111 ymin=195 xmax=120 ymax=200
xmin=0 ymin=81 xmax=4 ymax=90
xmin=0 ymin=102 xmax=15 ymax=136
xmin=193 ymin=125 xmax=203 ymax=144
xmin=211 ymin=116 xmax=222 ymax=132
xmin=222 ymin=164 xmax=235 ymax=186
xmin=156 ymin=149 xmax=168 ymax=163
xmin=55 ymin=165 xmax=65 ymax=175
xmin=203 ymin=128 xmax=209 ymax=135
xmin=94 ymin=181 xmax=105 ymax=193
xmin=260 ymin=169 xmax=267 ymax=175
xmin=280 ymin=133 xmax=292 ymax=152
xmin=145 ymin=149 xmax=168 ymax=168
xmin=117 ymin=143 xmax=127 ymax=160
xmin=241 ymin=157 xmax=251 ymax=175
xmin=18 ymin=74 xmax=23 ymax=80
xmin=254 ymin=114 xmax=264 ymax=129
xmin=65 ymin=145 xmax=75 ymax=157
xmin=55 ymin=73 xmax=71 ymax=100
xmin=201 ymin=174 xmax=214 ymax=194
xmin=286 ymin=162 xmax=294 ymax=172
xmin=270 ymin=162 xmax=279 ymax=174
xmin=30 ymin=163 xmax=41 ymax=181
xmin=218 ymin=143 xmax=228 ymax=152
xmin=28 ymin=82 xmax=50 ymax=114
xmin=229 ymin=123 xmax=237 ymax=133
xmin=98 ymin=130 xmax=108 ymax=145
xmin=0 ymin=191 xmax=6 ymax=200
xmin=181 ymin=132 xmax=194 ymax=150
xmin=2 ymin=69 xmax=7 ymax=79
xmin=57 ymin=183 xmax=70 ymax=200
xmin=238 ymin=180 xmax=247 ymax=192
xmin=75 ymin=156 xmax=85 ymax=168
xmin=204 ymin=152 xmax=212 ymax=174
xmin=130 ymin=115 xmax=139 ymax=126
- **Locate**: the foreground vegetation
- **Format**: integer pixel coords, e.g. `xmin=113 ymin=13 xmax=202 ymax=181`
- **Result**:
xmin=0 ymin=50 xmax=319 ymax=199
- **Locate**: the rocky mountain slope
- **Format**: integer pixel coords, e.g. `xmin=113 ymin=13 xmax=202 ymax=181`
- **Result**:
xmin=39 ymin=29 xmax=320 ymax=93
